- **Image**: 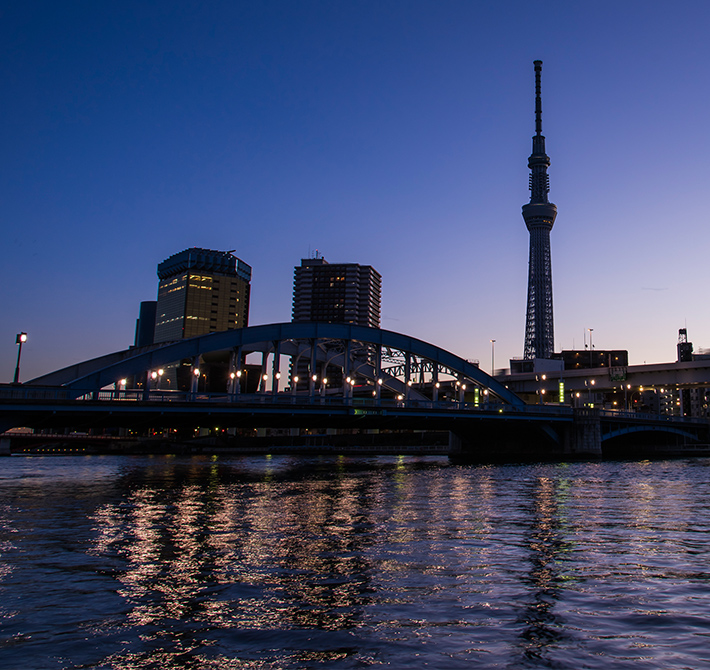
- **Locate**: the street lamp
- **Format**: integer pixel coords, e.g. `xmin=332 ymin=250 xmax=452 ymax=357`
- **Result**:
xmin=588 ymin=328 xmax=594 ymax=367
xmin=535 ymin=374 xmax=546 ymax=404
xmin=13 ymin=332 xmax=27 ymax=384
xmin=490 ymin=339 xmax=496 ymax=375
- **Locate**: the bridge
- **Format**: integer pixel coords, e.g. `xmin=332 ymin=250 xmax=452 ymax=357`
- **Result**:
xmin=2 ymin=323 xmax=708 ymax=459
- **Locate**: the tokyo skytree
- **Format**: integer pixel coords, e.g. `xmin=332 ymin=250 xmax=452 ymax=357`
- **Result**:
xmin=523 ymin=60 xmax=557 ymax=360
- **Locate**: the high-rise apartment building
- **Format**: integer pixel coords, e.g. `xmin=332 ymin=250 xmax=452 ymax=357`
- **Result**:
xmin=291 ymin=256 xmax=381 ymax=390
xmin=154 ymin=247 xmax=251 ymax=343
xmin=292 ymin=257 xmax=381 ymax=327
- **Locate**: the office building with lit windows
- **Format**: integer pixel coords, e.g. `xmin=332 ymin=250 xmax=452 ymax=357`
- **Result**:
xmin=153 ymin=247 xmax=251 ymax=344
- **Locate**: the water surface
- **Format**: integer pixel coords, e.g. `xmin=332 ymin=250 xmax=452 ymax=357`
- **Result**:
xmin=1 ymin=454 xmax=710 ymax=668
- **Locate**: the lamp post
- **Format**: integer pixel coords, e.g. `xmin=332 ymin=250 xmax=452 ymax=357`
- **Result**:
xmin=13 ymin=332 xmax=27 ymax=384
xmin=588 ymin=328 xmax=594 ymax=367
xmin=490 ymin=339 xmax=496 ymax=376
xmin=535 ymin=374 xmax=546 ymax=404
xmin=191 ymin=367 xmax=200 ymax=397
xmin=150 ymin=368 xmax=164 ymax=391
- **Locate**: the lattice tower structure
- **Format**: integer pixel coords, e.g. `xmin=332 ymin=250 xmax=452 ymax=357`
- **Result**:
xmin=522 ymin=60 xmax=557 ymax=360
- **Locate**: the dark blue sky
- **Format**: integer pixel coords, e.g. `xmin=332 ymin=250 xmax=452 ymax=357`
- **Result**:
xmin=3 ymin=1 xmax=710 ymax=380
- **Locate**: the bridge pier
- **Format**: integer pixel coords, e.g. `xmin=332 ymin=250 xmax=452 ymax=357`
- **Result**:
xmin=566 ymin=408 xmax=602 ymax=457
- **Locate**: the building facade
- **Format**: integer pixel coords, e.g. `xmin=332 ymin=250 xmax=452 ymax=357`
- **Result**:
xmin=292 ymin=257 xmax=381 ymax=328
xmin=154 ymin=248 xmax=251 ymax=344
xmin=291 ymin=256 xmax=381 ymax=389
xmin=133 ymin=300 xmax=157 ymax=347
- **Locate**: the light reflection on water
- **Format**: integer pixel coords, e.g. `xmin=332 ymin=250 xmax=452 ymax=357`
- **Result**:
xmin=1 ymin=455 xmax=710 ymax=668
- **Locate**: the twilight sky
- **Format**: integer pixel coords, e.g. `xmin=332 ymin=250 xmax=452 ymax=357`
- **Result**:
xmin=3 ymin=0 xmax=710 ymax=381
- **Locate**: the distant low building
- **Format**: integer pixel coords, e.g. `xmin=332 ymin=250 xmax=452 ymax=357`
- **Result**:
xmin=509 ymin=349 xmax=628 ymax=375
xmin=557 ymin=349 xmax=628 ymax=370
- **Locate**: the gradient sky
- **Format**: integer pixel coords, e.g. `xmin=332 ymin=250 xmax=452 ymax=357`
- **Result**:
xmin=3 ymin=0 xmax=710 ymax=381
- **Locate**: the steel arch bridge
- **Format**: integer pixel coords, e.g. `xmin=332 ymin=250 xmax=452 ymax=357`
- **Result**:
xmin=29 ymin=322 xmax=525 ymax=407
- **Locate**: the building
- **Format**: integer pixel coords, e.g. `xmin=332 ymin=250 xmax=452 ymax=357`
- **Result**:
xmin=154 ymin=247 xmax=251 ymax=344
xmin=509 ymin=349 xmax=628 ymax=375
xmin=522 ymin=60 xmax=557 ymax=361
xmin=291 ymin=256 xmax=381 ymax=389
xmin=133 ymin=301 xmax=157 ymax=348
xmin=292 ymin=256 xmax=381 ymax=328
xmin=558 ymin=349 xmax=629 ymax=371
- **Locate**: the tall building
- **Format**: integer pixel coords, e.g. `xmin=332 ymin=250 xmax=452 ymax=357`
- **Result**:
xmin=291 ymin=256 xmax=381 ymax=389
xmin=134 ymin=300 xmax=157 ymax=347
xmin=292 ymin=257 xmax=381 ymax=328
xmin=522 ymin=60 xmax=557 ymax=360
xmin=154 ymin=247 xmax=251 ymax=343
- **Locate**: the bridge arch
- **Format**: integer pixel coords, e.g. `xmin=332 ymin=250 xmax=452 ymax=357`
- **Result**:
xmin=602 ymin=424 xmax=700 ymax=443
xmin=29 ymin=322 xmax=525 ymax=407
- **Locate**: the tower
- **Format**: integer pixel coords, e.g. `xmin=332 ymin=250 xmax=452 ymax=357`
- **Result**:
xmin=523 ymin=60 xmax=557 ymax=360
xmin=153 ymin=247 xmax=251 ymax=343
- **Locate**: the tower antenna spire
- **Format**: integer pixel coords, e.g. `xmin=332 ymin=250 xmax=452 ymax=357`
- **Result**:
xmin=534 ymin=59 xmax=543 ymax=135
xmin=522 ymin=60 xmax=557 ymax=360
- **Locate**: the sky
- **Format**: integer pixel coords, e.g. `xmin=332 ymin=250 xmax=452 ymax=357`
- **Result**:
xmin=2 ymin=0 xmax=710 ymax=381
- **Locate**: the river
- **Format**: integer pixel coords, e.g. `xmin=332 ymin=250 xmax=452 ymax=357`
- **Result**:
xmin=1 ymin=454 xmax=710 ymax=668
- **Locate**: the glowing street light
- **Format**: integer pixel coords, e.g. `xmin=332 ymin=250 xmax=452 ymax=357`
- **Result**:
xmin=13 ymin=332 xmax=27 ymax=384
xmin=151 ymin=369 xmax=163 ymax=389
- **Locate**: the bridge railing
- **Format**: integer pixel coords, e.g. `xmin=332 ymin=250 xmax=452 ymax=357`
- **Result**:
xmin=598 ymin=408 xmax=708 ymax=425
xmin=0 ymin=385 xmax=74 ymax=400
xmin=2 ymin=385 xmax=576 ymax=416
xmin=5 ymin=385 xmax=707 ymax=424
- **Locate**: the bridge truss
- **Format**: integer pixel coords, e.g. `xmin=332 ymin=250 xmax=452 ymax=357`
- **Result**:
xmin=29 ymin=322 xmax=525 ymax=408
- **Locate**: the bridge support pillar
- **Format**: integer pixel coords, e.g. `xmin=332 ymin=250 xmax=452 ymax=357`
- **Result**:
xmin=448 ymin=432 xmax=463 ymax=454
xmin=567 ymin=408 xmax=602 ymax=456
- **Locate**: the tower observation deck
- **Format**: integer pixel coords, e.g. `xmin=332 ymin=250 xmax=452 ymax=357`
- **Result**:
xmin=523 ymin=60 xmax=557 ymax=360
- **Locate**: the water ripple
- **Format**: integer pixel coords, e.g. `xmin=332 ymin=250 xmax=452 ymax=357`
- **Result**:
xmin=1 ymin=456 xmax=710 ymax=668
